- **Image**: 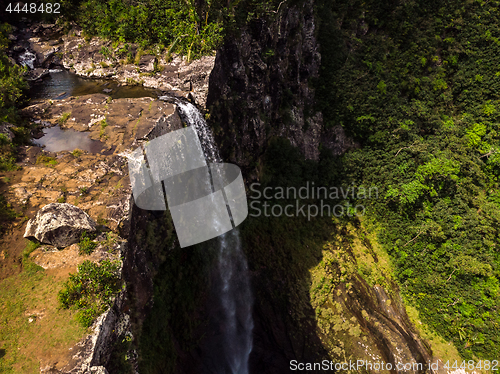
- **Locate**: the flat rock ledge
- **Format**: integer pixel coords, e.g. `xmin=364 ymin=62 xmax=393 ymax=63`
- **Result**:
xmin=24 ymin=203 xmax=97 ymax=248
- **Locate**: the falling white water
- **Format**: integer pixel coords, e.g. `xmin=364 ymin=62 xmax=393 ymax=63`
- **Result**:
xmin=175 ymin=101 xmax=222 ymax=164
xmin=19 ymin=50 xmax=36 ymax=70
xmin=174 ymin=99 xmax=254 ymax=374
xmin=217 ymin=229 xmax=254 ymax=374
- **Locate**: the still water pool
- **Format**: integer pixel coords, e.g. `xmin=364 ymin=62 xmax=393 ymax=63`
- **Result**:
xmin=29 ymin=69 xmax=159 ymax=101
xmin=29 ymin=69 xmax=157 ymax=153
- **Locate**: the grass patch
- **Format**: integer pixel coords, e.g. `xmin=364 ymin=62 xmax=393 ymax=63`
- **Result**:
xmin=71 ymin=149 xmax=82 ymax=158
xmin=35 ymin=155 xmax=57 ymax=167
xmin=99 ymin=46 xmax=111 ymax=57
xmin=58 ymin=112 xmax=71 ymax=125
xmin=125 ymin=78 xmax=139 ymax=85
xmin=134 ymin=48 xmax=143 ymax=65
xmin=0 ymin=242 xmax=86 ymax=373
xmin=99 ymin=118 xmax=108 ymax=138
xmin=0 ymin=135 xmax=18 ymax=172
xmin=0 ymin=195 xmax=17 ymax=233
xmin=58 ymin=259 xmax=121 ymax=327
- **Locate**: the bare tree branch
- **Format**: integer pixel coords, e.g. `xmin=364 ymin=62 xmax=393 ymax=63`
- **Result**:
xmin=480 ymin=149 xmax=497 ymax=159
xmin=395 ymin=141 xmax=417 ymax=157
xmin=403 ymin=231 xmax=422 ymax=247
xmin=446 ymin=269 xmax=457 ymax=282
xmin=270 ymin=0 xmax=287 ymax=13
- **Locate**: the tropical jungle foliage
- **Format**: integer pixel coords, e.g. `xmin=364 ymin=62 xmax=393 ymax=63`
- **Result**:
xmin=0 ymin=22 xmax=28 ymax=233
xmin=60 ymin=0 xmax=287 ymax=58
xmin=316 ymin=0 xmax=500 ymax=360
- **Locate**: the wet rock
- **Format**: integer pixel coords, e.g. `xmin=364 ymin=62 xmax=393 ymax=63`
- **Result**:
xmin=24 ymin=203 xmax=97 ymax=248
xmin=25 ymin=68 xmax=50 ymax=81
xmin=13 ymin=45 xmax=24 ymax=52
xmin=18 ymin=50 xmax=37 ymax=69
xmin=39 ymin=46 xmax=60 ymax=67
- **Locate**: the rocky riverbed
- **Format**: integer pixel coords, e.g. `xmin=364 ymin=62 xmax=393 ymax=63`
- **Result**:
xmin=9 ymin=19 xmax=214 ymax=106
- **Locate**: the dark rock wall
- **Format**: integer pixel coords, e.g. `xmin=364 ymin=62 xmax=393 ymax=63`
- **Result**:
xmin=207 ymin=0 xmax=329 ymax=175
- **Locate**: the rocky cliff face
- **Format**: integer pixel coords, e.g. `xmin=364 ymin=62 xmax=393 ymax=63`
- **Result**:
xmin=207 ymin=0 xmax=355 ymax=177
xmin=205 ymin=2 xmax=446 ymax=373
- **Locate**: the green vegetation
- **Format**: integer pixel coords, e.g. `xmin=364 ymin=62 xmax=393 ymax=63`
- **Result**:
xmin=315 ymin=0 xmax=500 ymax=360
xmin=61 ymin=0 xmax=224 ymax=58
xmin=71 ymin=149 xmax=83 ymax=157
xmin=99 ymin=118 xmax=108 ymax=138
xmin=99 ymin=45 xmax=111 ymax=57
xmin=35 ymin=155 xmax=57 ymax=167
xmin=0 ymin=23 xmax=30 ymax=241
xmin=58 ymin=112 xmax=71 ymax=125
xmin=0 ymin=24 xmax=27 ymax=124
xmin=78 ymin=230 xmax=97 ymax=255
xmin=0 ymin=241 xmax=85 ymax=373
xmin=0 ymin=23 xmax=28 ymax=176
xmin=58 ymin=259 xmax=121 ymax=327
xmin=0 ymin=195 xmax=17 ymax=233
xmin=60 ymin=0 xmax=290 ymax=58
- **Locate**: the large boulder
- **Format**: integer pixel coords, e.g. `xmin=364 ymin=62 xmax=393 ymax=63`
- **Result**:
xmin=24 ymin=203 xmax=97 ymax=248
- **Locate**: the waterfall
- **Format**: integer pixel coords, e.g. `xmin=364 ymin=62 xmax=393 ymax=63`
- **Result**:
xmin=19 ymin=50 xmax=36 ymax=70
xmin=175 ymin=101 xmax=222 ymax=164
xmin=216 ymin=229 xmax=254 ymax=374
xmin=173 ymin=99 xmax=254 ymax=374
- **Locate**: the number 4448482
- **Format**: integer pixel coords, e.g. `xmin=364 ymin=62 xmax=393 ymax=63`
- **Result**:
xmin=5 ymin=3 xmax=60 ymax=13
xmin=444 ymin=360 xmax=498 ymax=371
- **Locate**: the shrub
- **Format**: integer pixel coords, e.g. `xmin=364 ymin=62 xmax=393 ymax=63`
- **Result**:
xmin=99 ymin=118 xmax=108 ymax=138
xmin=58 ymin=112 xmax=71 ymax=125
xmin=78 ymin=230 xmax=97 ymax=255
xmin=99 ymin=45 xmax=111 ymax=57
xmin=58 ymin=259 xmax=121 ymax=327
xmin=71 ymin=149 xmax=83 ymax=157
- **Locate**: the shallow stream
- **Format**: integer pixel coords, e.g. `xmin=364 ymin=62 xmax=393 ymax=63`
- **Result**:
xmin=29 ymin=69 xmax=158 ymax=153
